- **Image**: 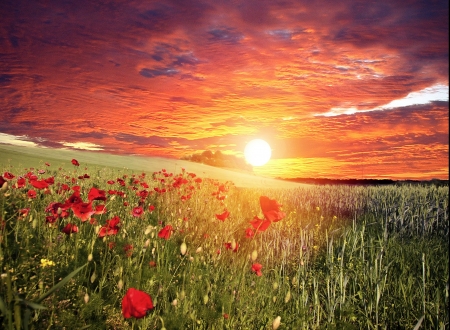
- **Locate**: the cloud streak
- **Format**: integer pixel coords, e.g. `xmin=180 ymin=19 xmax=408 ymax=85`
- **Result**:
xmin=0 ymin=0 xmax=448 ymax=180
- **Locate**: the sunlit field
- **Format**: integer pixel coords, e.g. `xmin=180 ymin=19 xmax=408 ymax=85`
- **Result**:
xmin=0 ymin=152 xmax=448 ymax=329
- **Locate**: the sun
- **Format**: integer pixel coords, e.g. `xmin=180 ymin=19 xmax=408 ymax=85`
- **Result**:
xmin=244 ymin=139 xmax=272 ymax=166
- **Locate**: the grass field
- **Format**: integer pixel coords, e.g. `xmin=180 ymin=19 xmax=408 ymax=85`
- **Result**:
xmin=0 ymin=145 xmax=448 ymax=329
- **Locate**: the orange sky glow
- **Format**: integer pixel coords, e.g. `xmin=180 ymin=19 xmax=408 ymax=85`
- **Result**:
xmin=0 ymin=0 xmax=448 ymax=180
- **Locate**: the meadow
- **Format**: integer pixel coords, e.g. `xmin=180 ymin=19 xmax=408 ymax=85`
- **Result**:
xmin=0 ymin=146 xmax=448 ymax=329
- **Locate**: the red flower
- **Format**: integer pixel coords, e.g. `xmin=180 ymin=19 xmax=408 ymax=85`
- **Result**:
xmin=62 ymin=223 xmax=78 ymax=235
xmin=0 ymin=176 xmax=6 ymax=188
xmin=88 ymin=187 xmax=106 ymax=201
xmin=149 ymin=260 xmax=157 ymax=268
xmin=121 ymin=288 xmax=154 ymax=319
xmin=224 ymin=242 xmax=239 ymax=252
xmin=30 ymin=179 xmax=49 ymax=189
xmin=223 ymin=313 xmax=229 ymax=319
xmin=132 ymin=206 xmax=144 ymax=217
xmin=27 ymin=189 xmax=37 ymax=198
xmin=45 ymin=162 xmax=51 ymax=166
xmin=94 ymin=204 xmax=107 ymax=215
xmin=16 ymin=177 xmax=26 ymax=188
xmin=260 ymin=196 xmax=285 ymax=222
xmin=3 ymin=172 xmax=15 ymax=180
xmin=251 ymin=263 xmax=263 ymax=276
xmin=19 ymin=208 xmax=30 ymax=217
xmin=124 ymin=244 xmax=133 ymax=257
xmin=249 ymin=216 xmax=272 ymax=232
xmin=66 ymin=191 xmax=83 ymax=206
xmin=98 ymin=216 xmax=121 ymax=237
xmin=71 ymin=159 xmax=80 ymax=166
xmin=44 ymin=176 xmax=54 ymax=185
xmin=158 ymin=225 xmax=173 ymax=240
xmin=215 ymin=209 xmax=230 ymax=221
xmin=149 ymin=205 xmax=155 ymax=212
xmin=245 ymin=227 xmax=254 ymax=238
xmin=107 ymin=180 xmax=115 ymax=185
xmin=72 ymin=202 xmax=96 ymax=222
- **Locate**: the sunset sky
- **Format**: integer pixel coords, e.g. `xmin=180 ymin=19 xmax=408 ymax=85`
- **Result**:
xmin=0 ymin=0 xmax=448 ymax=180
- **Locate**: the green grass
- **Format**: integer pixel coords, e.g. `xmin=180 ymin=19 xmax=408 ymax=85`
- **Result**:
xmin=0 ymin=146 xmax=448 ymax=329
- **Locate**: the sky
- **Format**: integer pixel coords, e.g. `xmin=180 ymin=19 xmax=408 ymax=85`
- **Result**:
xmin=0 ymin=0 xmax=448 ymax=180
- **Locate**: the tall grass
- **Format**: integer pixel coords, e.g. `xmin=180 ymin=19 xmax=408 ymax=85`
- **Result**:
xmin=0 ymin=160 xmax=448 ymax=329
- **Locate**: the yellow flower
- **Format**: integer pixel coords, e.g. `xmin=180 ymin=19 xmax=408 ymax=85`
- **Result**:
xmin=40 ymin=259 xmax=55 ymax=268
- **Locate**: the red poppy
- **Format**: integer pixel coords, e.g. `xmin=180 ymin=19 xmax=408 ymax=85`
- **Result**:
xmin=215 ymin=209 xmax=230 ymax=221
xmin=0 ymin=176 xmax=6 ymax=188
xmin=72 ymin=202 xmax=96 ymax=222
xmin=38 ymin=169 xmax=46 ymax=174
xmin=44 ymin=176 xmax=54 ymax=185
xmin=19 ymin=208 xmax=30 ymax=217
xmin=62 ymin=223 xmax=79 ymax=235
xmin=251 ymin=263 xmax=263 ymax=276
xmin=94 ymin=204 xmax=107 ymax=215
xmin=98 ymin=215 xmax=121 ymax=237
xmin=249 ymin=216 xmax=272 ymax=232
xmin=88 ymin=187 xmax=106 ymax=201
xmin=132 ymin=206 xmax=144 ymax=217
xmin=245 ymin=227 xmax=254 ymax=238
xmin=259 ymin=196 xmax=285 ymax=222
xmin=224 ymin=242 xmax=239 ymax=252
xmin=16 ymin=177 xmax=26 ymax=188
xmin=27 ymin=189 xmax=37 ymax=199
xmin=107 ymin=180 xmax=115 ymax=185
xmin=71 ymin=159 xmax=80 ymax=166
xmin=149 ymin=205 xmax=155 ymax=212
xmin=158 ymin=225 xmax=173 ymax=240
xmin=121 ymin=288 xmax=154 ymax=319
xmin=66 ymin=191 xmax=83 ymax=206
xmin=45 ymin=162 xmax=50 ymax=166
xmin=124 ymin=244 xmax=133 ymax=257
xmin=3 ymin=172 xmax=15 ymax=180
xmin=149 ymin=260 xmax=157 ymax=267
xmin=30 ymin=179 xmax=49 ymax=189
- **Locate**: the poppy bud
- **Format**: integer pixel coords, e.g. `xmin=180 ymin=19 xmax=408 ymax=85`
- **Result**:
xmin=145 ymin=226 xmax=152 ymax=235
xmin=0 ymin=181 xmax=7 ymax=191
xmin=144 ymin=239 xmax=151 ymax=248
xmin=90 ymin=272 xmax=97 ymax=283
xmin=171 ymin=299 xmax=178 ymax=307
xmin=57 ymin=207 xmax=62 ymax=215
xmin=180 ymin=242 xmax=187 ymax=256
xmin=284 ymin=290 xmax=291 ymax=303
xmin=272 ymin=316 xmax=281 ymax=329
xmin=196 ymin=247 xmax=202 ymax=253
xmin=84 ymin=293 xmax=90 ymax=304
xmin=272 ymin=282 xmax=279 ymax=290
xmin=231 ymin=239 xmax=237 ymax=251
xmin=88 ymin=253 xmax=93 ymax=262
xmin=118 ymin=279 xmax=124 ymax=290
xmin=272 ymin=296 xmax=277 ymax=303
xmin=180 ymin=290 xmax=185 ymax=300
xmin=203 ymin=294 xmax=209 ymax=305
xmin=251 ymin=249 xmax=258 ymax=261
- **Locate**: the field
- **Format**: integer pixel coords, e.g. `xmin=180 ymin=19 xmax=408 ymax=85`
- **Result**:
xmin=0 ymin=145 xmax=448 ymax=329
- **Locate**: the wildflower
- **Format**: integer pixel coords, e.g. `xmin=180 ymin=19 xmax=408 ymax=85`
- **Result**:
xmin=224 ymin=242 xmax=239 ymax=252
xmin=132 ymin=206 xmax=144 ymax=217
xmin=215 ymin=209 xmax=230 ymax=221
xmin=71 ymin=159 xmax=80 ymax=166
xmin=3 ymin=172 xmax=15 ymax=180
xmin=124 ymin=244 xmax=133 ymax=257
xmin=249 ymin=216 xmax=271 ymax=232
xmin=61 ymin=223 xmax=78 ymax=235
xmin=245 ymin=227 xmax=254 ymax=238
xmin=251 ymin=263 xmax=263 ymax=276
xmin=260 ymin=196 xmax=285 ymax=222
xmin=223 ymin=313 xmax=229 ymax=319
xmin=122 ymin=288 xmax=154 ymax=319
xmin=27 ymin=189 xmax=37 ymax=199
xmin=88 ymin=187 xmax=106 ymax=201
xmin=149 ymin=260 xmax=157 ymax=267
xmin=98 ymin=216 xmax=121 ymax=237
xmin=158 ymin=225 xmax=173 ymax=240
xmin=72 ymin=202 xmax=96 ymax=222
xmin=149 ymin=205 xmax=155 ymax=212
xmin=40 ymin=258 xmax=55 ymax=268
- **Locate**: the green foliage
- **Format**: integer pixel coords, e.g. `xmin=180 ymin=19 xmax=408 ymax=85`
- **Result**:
xmin=0 ymin=160 xmax=448 ymax=329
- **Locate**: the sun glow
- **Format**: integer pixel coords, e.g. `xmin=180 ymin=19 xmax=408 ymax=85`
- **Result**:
xmin=244 ymin=139 xmax=272 ymax=166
